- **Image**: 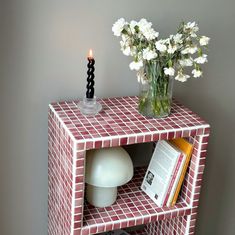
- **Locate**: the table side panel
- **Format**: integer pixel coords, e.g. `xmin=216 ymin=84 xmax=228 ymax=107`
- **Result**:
xmin=48 ymin=109 xmax=77 ymax=235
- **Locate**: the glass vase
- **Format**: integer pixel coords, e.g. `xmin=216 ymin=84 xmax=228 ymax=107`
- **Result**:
xmin=138 ymin=61 xmax=174 ymax=118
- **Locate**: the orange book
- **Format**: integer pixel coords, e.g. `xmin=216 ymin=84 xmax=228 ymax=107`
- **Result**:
xmin=169 ymin=138 xmax=193 ymax=206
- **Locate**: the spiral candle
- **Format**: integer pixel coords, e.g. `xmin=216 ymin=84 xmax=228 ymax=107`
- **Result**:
xmin=86 ymin=50 xmax=95 ymax=99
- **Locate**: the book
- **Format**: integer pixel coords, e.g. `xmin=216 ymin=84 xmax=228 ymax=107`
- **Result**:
xmin=169 ymin=138 xmax=194 ymax=206
xmin=164 ymin=152 xmax=186 ymax=206
xmin=141 ymin=140 xmax=184 ymax=207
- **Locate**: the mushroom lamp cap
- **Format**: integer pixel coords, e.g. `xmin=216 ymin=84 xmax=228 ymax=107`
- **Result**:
xmin=85 ymin=147 xmax=134 ymax=187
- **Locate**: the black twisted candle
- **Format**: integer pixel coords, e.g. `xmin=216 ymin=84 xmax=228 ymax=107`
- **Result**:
xmin=86 ymin=55 xmax=95 ymax=99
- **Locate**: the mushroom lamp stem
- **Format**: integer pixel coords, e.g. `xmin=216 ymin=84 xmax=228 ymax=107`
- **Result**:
xmin=86 ymin=185 xmax=117 ymax=208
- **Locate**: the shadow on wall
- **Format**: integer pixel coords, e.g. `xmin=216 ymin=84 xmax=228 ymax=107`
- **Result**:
xmin=198 ymin=99 xmax=235 ymax=234
xmin=176 ymin=89 xmax=235 ymax=234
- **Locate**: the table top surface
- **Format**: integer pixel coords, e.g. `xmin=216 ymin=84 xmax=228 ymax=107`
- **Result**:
xmin=49 ymin=96 xmax=209 ymax=144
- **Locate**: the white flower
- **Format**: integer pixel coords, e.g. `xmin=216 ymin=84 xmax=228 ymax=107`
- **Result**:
xmin=190 ymin=32 xmax=198 ymax=38
xmin=194 ymin=54 xmax=208 ymax=64
xmin=137 ymin=68 xmax=147 ymax=84
xmin=189 ymin=46 xmax=198 ymax=54
xmin=120 ymin=40 xmax=131 ymax=56
xmin=155 ymin=40 xmax=167 ymax=52
xmin=164 ymin=67 xmax=175 ymax=76
xmin=183 ymin=22 xmax=199 ymax=38
xmin=181 ymin=48 xmax=189 ymax=54
xmin=112 ymin=19 xmax=209 ymax=83
xmin=130 ymin=20 xmax=138 ymax=34
xmin=175 ymin=72 xmax=190 ymax=82
xmin=179 ymin=58 xmax=193 ymax=67
xmin=200 ymin=36 xmax=210 ymax=46
xmin=167 ymin=44 xmax=177 ymax=54
xmin=143 ymin=48 xmax=158 ymax=60
xmin=112 ymin=18 xmax=126 ymax=36
xmin=122 ymin=46 xmax=131 ymax=56
xmin=138 ymin=18 xmax=159 ymax=40
xmin=162 ymin=38 xmax=170 ymax=44
xmin=121 ymin=34 xmax=129 ymax=41
xmin=173 ymin=33 xmax=183 ymax=44
xmin=181 ymin=46 xmax=198 ymax=55
xmin=192 ymin=69 xmax=203 ymax=78
xmin=144 ymin=28 xmax=159 ymax=40
xmin=138 ymin=18 xmax=152 ymax=31
xmin=129 ymin=60 xmax=143 ymax=71
xmin=185 ymin=22 xmax=197 ymax=29
xmin=184 ymin=22 xmax=199 ymax=33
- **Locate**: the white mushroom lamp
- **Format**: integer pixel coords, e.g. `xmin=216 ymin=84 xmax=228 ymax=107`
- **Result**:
xmin=85 ymin=147 xmax=134 ymax=207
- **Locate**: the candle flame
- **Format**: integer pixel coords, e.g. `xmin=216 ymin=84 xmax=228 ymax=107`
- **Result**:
xmin=88 ymin=49 xmax=93 ymax=59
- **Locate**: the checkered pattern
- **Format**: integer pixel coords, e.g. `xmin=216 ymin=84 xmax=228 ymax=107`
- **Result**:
xmin=48 ymin=109 xmax=77 ymax=235
xmin=48 ymin=96 xmax=210 ymax=235
xmin=146 ymin=216 xmax=188 ymax=234
xmin=82 ymin=167 xmax=190 ymax=235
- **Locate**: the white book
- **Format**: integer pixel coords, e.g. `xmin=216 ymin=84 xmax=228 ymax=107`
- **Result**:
xmin=141 ymin=140 xmax=183 ymax=207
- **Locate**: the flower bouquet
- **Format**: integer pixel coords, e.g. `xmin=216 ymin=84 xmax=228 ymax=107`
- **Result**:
xmin=112 ymin=18 xmax=210 ymax=118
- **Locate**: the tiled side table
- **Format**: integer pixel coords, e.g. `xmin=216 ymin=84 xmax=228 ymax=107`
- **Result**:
xmin=48 ymin=96 xmax=210 ymax=235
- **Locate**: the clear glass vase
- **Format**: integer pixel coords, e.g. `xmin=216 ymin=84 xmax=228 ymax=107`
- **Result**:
xmin=138 ymin=61 xmax=174 ymax=118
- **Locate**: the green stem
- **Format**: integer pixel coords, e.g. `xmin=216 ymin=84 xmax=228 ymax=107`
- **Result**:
xmin=138 ymin=61 xmax=173 ymax=118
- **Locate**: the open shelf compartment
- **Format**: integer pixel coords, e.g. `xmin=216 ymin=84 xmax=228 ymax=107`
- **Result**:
xmin=81 ymin=167 xmax=191 ymax=235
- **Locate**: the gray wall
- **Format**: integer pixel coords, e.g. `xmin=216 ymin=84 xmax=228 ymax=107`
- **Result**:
xmin=1 ymin=0 xmax=235 ymax=234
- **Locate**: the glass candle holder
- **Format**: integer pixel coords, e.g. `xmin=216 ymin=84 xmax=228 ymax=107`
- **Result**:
xmin=78 ymin=96 xmax=102 ymax=116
